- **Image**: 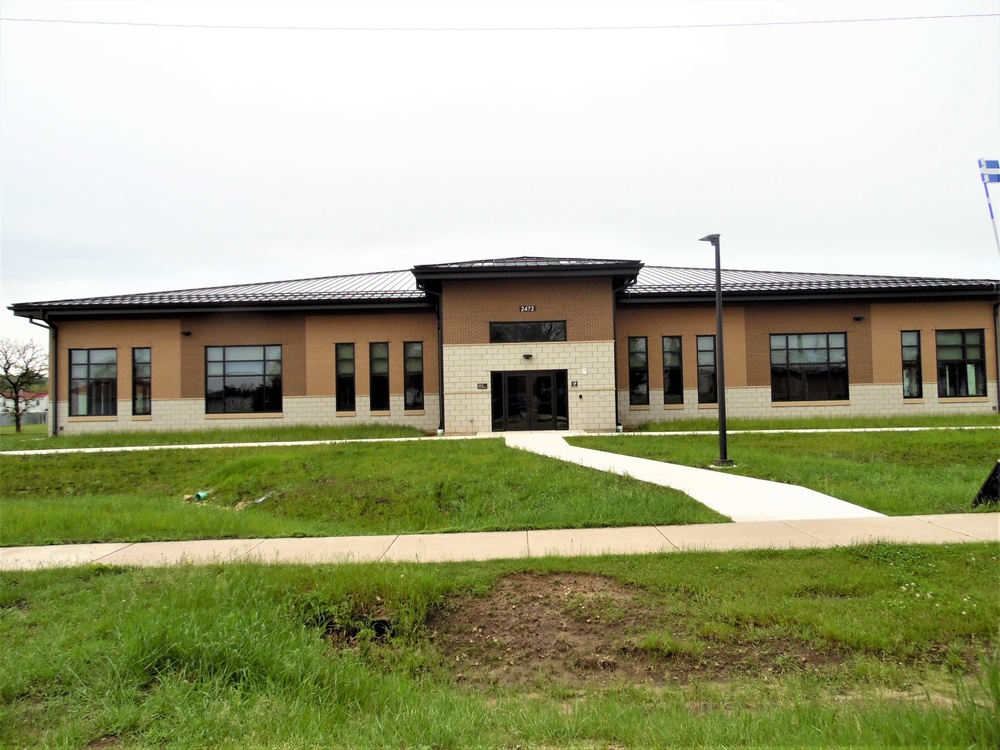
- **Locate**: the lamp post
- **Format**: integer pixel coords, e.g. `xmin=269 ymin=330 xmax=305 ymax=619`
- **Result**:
xmin=699 ymin=233 xmax=733 ymax=467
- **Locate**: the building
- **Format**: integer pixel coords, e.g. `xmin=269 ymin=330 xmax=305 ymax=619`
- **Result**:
xmin=8 ymin=257 xmax=1000 ymax=435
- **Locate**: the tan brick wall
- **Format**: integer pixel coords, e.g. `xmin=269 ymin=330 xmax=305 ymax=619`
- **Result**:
xmin=441 ymin=277 xmax=615 ymax=345
xmin=616 ymin=305 xmax=749 ymax=391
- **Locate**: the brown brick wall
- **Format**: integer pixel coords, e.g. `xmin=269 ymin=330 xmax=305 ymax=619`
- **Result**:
xmin=616 ymin=305 xmax=748 ymax=390
xmin=441 ymin=278 xmax=615 ymax=345
xmin=57 ymin=318 xmax=183 ymax=402
xmin=744 ymin=301 xmax=874 ymax=386
xmin=304 ymin=312 xmax=439 ymax=397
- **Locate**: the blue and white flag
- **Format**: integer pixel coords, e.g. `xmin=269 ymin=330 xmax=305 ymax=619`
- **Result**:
xmin=980 ymin=158 xmax=1000 ymax=183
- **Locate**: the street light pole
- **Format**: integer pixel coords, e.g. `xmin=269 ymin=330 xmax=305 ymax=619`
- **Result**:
xmin=699 ymin=233 xmax=733 ymax=467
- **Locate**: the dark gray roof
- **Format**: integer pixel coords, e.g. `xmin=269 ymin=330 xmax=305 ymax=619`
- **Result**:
xmin=9 ymin=259 xmax=999 ymax=319
xmin=626 ymin=266 xmax=1000 ymax=301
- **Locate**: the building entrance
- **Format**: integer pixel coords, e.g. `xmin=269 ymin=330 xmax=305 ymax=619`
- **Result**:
xmin=491 ymin=370 xmax=569 ymax=431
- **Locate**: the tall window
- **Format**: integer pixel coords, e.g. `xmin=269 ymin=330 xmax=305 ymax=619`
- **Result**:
xmin=369 ymin=342 xmax=390 ymax=411
xmin=205 ymin=345 xmax=282 ymax=414
xmin=336 ymin=343 xmax=356 ymax=412
xmin=132 ymin=347 xmax=152 ymax=415
xmin=936 ymin=329 xmax=986 ymax=397
xmin=69 ymin=348 xmax=117 ymax=416
xmin=404 ymin=341 xmax=424 ymax=410
xmin=489 ymin=321 xmax=567 ymax=343
xmin=901 ymin=331 xmax=922 ymax=399
xmin=628 ymin=336 xmax=649 ymax=406
xmin=662 ymin=336 xmax=683 ymax=405
xmin=770 ymin=333 xmax=848 ymax=402
xmin=697 ymin=335 xmax=717 ymax=404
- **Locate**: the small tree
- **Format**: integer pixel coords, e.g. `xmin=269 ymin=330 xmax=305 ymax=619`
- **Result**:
xmin=0 ymin=338 xmax=48 ymax=433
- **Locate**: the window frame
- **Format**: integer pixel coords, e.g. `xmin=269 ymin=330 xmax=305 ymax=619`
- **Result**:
xmin=936 ymin=329 xmax=986 ymax=398
xmin=697 ymin=335 xmax=717 ymax=404
xmin=627 ymin=336 xmax=649 ymax=406
xmin=662 ymin=335 xmax=683 ymax=405
xmin=336 ymin=343 xmax=356 ymax=412
xmin=69 ymin=348 xmax=118 ymax=417
xmin=369 ymin=342 xmax=390 ymax=412
xmin=204 ymin=345 xmax=282 ymax=415
xmin=901 ymin=331 xmax=922 ymax=399
xmin=132 ymin=347 xmax=152 ymax=415
xmin=489 ymin=321 xmax=567 ymax=343
xmin=404 ymin=341 xmax=424 ymax=410
xmin=769 ymin=332 xmax=849 ymax=402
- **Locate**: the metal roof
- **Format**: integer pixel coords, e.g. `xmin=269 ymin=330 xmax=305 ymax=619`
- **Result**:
xmin=9 ymin=260 xmax=999 ymax=319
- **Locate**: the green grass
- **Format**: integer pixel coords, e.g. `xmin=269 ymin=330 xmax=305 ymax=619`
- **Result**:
xmin=634 ymin=413 xmax=1000 ymax=432
xmin=569 ymin=428 xmax=1000 ymax=516
xmin=1 ymin=543 xmax=997 ymax=748
xmin=0 ymin=439 xmax=725 ymax=546
xmin=0 ymin=422 xmax=425 ymax=451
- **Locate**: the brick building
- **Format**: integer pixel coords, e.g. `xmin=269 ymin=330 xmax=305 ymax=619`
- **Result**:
xmin=9 ymin=257 xmax=1000 ymax=435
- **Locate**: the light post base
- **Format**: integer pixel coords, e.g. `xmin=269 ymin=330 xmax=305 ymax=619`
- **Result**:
xmin=712 ymin=458 xmax=735 ymax=468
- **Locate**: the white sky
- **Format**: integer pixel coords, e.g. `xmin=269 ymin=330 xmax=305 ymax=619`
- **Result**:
xmin=2 ymin=0 xmax=999 ymax=346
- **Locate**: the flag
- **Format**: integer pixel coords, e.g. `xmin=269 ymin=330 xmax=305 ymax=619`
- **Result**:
xmin=980 ymin=158 xmax=1000 ymax=183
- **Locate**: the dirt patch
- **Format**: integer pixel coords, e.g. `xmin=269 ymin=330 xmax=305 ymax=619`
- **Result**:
xmin=428 ymin=572 xmax=842 ymax=689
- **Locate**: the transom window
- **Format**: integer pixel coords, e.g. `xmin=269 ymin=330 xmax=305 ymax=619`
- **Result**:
xmin=489 ymin=321 xmax=567 ymax=343
xmin=936 ymin=329 xmax=986 ymax=397
xmin=70 ymin=348 xmax=117 ymax=416
xmin=770 ymin=333 xmax=848 ymax=402
xmin=205 ymin=345 xmax=282 ymax=414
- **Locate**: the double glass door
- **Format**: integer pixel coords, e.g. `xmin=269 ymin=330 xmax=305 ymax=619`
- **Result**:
xmin=491 ymin=370 xmax=569 ymax=431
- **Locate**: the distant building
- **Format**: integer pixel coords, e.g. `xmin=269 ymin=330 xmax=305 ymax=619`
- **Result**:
xmin=0 ymin=391 xmax=49 ymax=427
xmin=8 ymin=257 xmax=999 ymax=435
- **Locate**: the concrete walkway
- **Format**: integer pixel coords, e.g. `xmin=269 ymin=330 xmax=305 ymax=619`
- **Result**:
xmin=2 ymin=513 xmax=996 ymax=571
xmin=503 ymin=432 xmax=883 ymax=522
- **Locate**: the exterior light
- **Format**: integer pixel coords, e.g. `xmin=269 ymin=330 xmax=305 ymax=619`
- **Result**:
xmin=699 ymin=233 xmax=733 ymax=467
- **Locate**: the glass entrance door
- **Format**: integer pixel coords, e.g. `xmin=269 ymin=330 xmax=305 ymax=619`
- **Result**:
xmin=491 ymin=370 xmax=568 ymax=431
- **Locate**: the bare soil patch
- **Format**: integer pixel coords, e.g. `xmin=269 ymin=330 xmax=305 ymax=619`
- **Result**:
xmin=428 ymin=572 xmax=842 ymax=689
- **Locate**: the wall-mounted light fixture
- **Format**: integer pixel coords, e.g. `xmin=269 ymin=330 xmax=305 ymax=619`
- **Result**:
xmin=181 ymin=331 xmax=193 ymax=336
xmin=852 ymin=316 xmax=865 ymax=322
xmin=522 ymin=353 xmax=533 ymax=359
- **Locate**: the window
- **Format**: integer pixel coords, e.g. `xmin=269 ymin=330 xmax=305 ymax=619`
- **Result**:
xmin=489 ymin=321 xmax=567 ymax=343
xmin=205 ymin=345 xmax=282 ymax=414
xmin=628 ymin=336 xmax=649 ymax=406
xmin=370 ymin=342 xmax=390 ymax=411
xmin=69 ymin=348 xmax=117 ymax=416
xmin=132 ymin=348 xmax=151 ymax=415
xmin=404 ymin=341 xmax=424 ymax=410
xmin=697 ymin=335 xmax=717 ymax=404
xmin=770 ymin=333 xmax=849 ymax=402
xmin=901 ymin=331 xmax=922 ymax=399
xmin=662 ymin=336 xmax=683 ymax=405
xmin=936 ymin=329 xmax=986 ymax=397
xmin=336 ymin=343 xmax=356 ymax=411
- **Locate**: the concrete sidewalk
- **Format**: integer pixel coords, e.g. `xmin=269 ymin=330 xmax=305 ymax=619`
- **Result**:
xmin=2 ymin=513 xmax=997 ymax=571
xmin=504 ymin=432 xmax=883 ymax=522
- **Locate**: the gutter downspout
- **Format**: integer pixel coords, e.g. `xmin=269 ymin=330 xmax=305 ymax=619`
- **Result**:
xmin=28 ymin=314 xmax=57 ymax=437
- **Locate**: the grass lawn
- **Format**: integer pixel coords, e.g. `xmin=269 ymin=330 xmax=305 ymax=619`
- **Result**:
xmin=0 ymin=439 xmax=725 ymax=546
xmin=569 ymin=427 xmax=1000 ymax=516
xmin=1 ymin=544 xmax=997 ymax=748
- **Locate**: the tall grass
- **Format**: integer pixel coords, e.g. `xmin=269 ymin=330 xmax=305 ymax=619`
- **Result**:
xmin=2 ymin=543 xmax=997 ymax=747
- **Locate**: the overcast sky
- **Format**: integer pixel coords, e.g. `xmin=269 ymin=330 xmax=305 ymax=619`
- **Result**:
xmin=2 ymin=0 xmax=999 ymax=346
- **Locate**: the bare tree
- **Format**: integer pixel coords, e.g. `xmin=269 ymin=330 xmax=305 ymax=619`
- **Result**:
xmin=1 ymin=338 xmax=48 ymax=434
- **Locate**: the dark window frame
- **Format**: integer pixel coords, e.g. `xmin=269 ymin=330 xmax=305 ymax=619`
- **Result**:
xmin=204 ymin=345 xmax=282 ymax=415
xmin=404 ymin=341 xmax=424 ymax=410
xmin=369 ymin=342 xmax=390 ymax=412
xmin=697 ymin=335 xmax=717 ymax=404
xmin=936 ymin=329 xmax=986 ymax=398
xmin=628 ymin=336 xmax=649 ymax=406
xmin=489 ymin=321 xmax=567 ymax=343
xmin=132 ymin=347 xmax=152 ymax=416
xmin=69 ymin=348 xmax=118 ymax=416
xmin=662 ymin=335 xmax=683 ymax=405
xmin=770 ymin=332 xmax=849 ymax=402
xmin=901 ymin=331 xmax=922 ymax=399
xmin=336 ymin=343 xmax=356 ymax=412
